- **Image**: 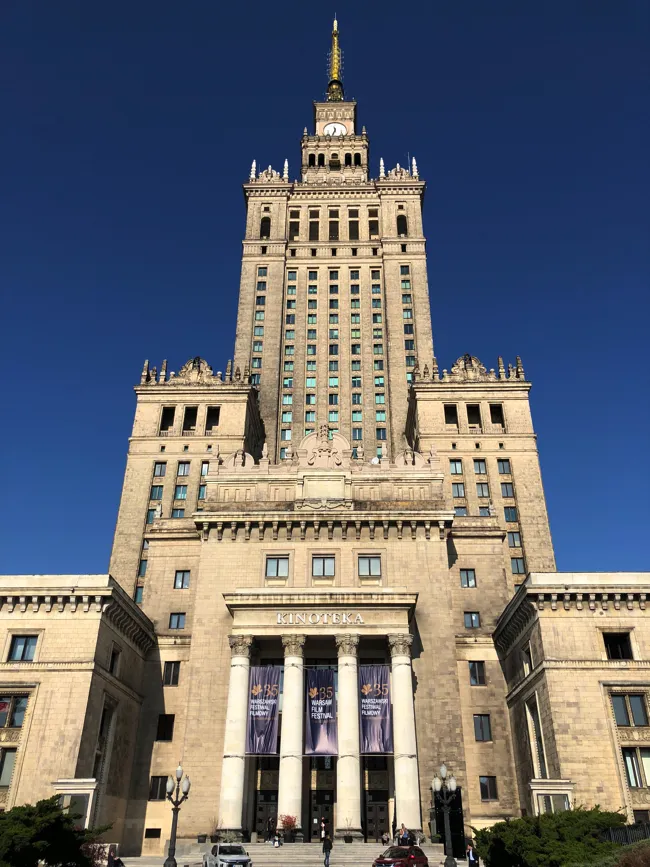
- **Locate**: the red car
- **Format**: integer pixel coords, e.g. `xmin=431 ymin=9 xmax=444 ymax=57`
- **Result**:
xmin=372 ymin=846 xmax=429 ymax=867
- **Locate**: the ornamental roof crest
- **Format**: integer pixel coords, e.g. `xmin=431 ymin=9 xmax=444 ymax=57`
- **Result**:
xmin=173 ymin=356 xmax=219 ymax=384
xmin=447 ymin=353 xmax=494 ymax=382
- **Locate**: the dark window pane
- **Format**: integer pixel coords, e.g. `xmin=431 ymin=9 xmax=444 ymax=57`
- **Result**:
xmin=604 ymin=633 xmax=633 ymax=660
xmin=469 ymin=661 xmax=486 ymax=685
xmin=613 ymin=695 xmax=630 ymax=726
xmin=630 ymin=695 xmax=648 ymax=726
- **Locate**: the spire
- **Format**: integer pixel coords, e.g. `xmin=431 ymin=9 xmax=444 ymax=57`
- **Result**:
xmin=249 ymin=160 xmax=256 ymax=182
xmin=327 ymin=17 xmax=344 ymax=101
xmin=283 ymin=159 xmax=289 ymax=181
xmin=379 ymin=158 xmax=385 ymax=179
xmin=411 ymin=157 xmax=418 ymax=179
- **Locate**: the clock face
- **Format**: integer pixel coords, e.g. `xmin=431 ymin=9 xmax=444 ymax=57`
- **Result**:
xmin=323 ymin=122 xmax=347 ymax=137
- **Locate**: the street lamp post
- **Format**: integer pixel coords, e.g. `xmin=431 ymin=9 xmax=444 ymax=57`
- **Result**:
xmin=164 ymin=763 xmax=191 ymax=867
xmin=432 ymin=764 xmax=457 ymax=867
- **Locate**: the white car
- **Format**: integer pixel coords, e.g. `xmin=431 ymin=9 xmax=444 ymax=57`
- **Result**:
xmin=203 ymin=843 xmax=252 ymax=867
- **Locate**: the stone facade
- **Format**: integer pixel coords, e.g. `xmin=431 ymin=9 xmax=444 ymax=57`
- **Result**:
xmin=0 ymin=17 xmax=647 ymax=862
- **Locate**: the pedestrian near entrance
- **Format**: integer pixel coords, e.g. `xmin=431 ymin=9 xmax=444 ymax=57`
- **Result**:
xmin=399 ymin=823 xmax=410 ymax=845
xmin=467 ymin=842 xmax=478 ymax=863
xmin=266 ymin=814 xmax=276 ymax=842
xmin=322 ymin=832 xmax=333 ymax=867
xmin=320 ymin=815 xmax=328 ymax=841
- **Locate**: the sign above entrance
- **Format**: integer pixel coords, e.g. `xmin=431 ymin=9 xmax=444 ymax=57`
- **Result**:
xmin=276 ymin=611 xmax=364 ymax=626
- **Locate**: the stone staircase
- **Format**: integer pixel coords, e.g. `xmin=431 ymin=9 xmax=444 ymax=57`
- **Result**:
xmin=138 ymin=840 xmax=448 ymax=866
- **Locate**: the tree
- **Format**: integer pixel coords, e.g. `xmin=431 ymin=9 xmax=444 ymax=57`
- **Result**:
xmin=473 ymin=807 xmax=625 ymax=867
xmin=0 ymin=795 xmax=108 ymax=867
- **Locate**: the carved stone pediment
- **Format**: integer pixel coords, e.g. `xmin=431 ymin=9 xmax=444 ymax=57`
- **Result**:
xmin=394 ymin=448 xmax=427 ymax=468
xmin=299 ymin=427 xmax=351 ymax=470
xmin=222 ymin=449 xmax=254 ymax=469
xmin=171 ymin=356 xmax=220 ymax=384
xmin=446 ymin=354 xmax=496 ymax=383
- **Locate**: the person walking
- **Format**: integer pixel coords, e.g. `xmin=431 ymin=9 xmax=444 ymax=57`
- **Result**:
xmin=467 ymin=842 xmax=479 ymax=863
xmin=322 ymin=832 xmax=333 ymax=867
xmin=266 ymin=814 xmax=275 ymax=843
xmin=320 ymin=815 xmax=328 ymax=841
xmin=399 ymin=823 xmax=410 ymax=845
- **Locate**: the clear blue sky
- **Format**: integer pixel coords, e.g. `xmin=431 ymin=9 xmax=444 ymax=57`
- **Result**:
xmin=1 ymin=1 xmax=648 ymax=574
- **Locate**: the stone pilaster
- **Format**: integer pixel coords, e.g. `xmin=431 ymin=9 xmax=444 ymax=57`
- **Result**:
xmin=389 ymin=633 xmax=422 ymax=833
xmin=335 ymin=634 xmax=363 ymax=839
xmin=218 ymin=635 xmax=254 ymax=838
xmin=277 ymin=634 xmax=306 ymax=840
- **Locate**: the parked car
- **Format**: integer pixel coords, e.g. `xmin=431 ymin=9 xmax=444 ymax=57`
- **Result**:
xmin=202 ymin=843 xmax=252 ymax=867
xmin=372 ymin=846 xmax=429 ymax=867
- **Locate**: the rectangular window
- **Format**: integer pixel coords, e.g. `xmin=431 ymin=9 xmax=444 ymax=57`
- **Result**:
xmin=251 ymin=357 xmax=262 ymax=368
xmin=0 ymin=697 xmax=27 ymax=729
xmin=150 ymin=485 xmax=163 ymax=500
xmin=285 ymin=329 xmax=295 ymax=340
xmin=479 ymin=506 xmax=490 ymax=517
xmin=255 ymin=311 xmax=265 ymax=320
xmin=328 ymin=411 xmax=339 ymax=423
xmin=163 ymin=661 xmax=181 ymax=686
xmin=352 ymin=410 xmax=362 ymax=422
xmin=376 ymin=411 xmax=386 ymax=422
xmin=613 ymin=695 xmax=631 ymax=726
xmin=256 ymin=295 xmax=265 ymax=306
xmin=198 ymin=484 xmax=206 ymax=500
xmin=174 ymin=570 xmax=190 ymax=589
xmin=282 ymin=411 xmax=293 ymax=422
xmin=169 ymin=613 xmax=186 ymax=630
xmin=476 ymin=483 xmax=490 ymax=498
xmin=266 ymin=556 xmax=289 ymax=578
xmin=308 ymin=300 xmax=317 ymax=309
xmin=138 ymin=559 xmax=147 ymax=578
xmin=504 ymin=506 xmax=518 ymax=522
xmin=257 ymin=267 xmax=268 ymax=277
xmin=306 ymin=394 xmax=316 ymax=405
xmin=281 ymin=429 xmax=292 ymax=441
xmin=511 ymin=557 xmax=526 ymax=574
xmin=329 ymin=344 xmax=338 ymax=355
xmin=452 ymin=483 xmax=465 ymax=498
xmin=348 ymin=220 xmax=359 ymax=240
xmin=474 ymin=714 xmax=492 ymax=742
xmin=8 ymin=636 xmax=37 ymax=662
xmin=174 ymin=485 xmax=187 ymax=500
xmin=306 ymin=377 xmax=317 ymax=387
xmin=177 ymin=461 xmax=190 ymax=476
xmin=305 ymin=411 xmax=316 ymax=423
xmin=282 ymin=394 xmax=293 ymax=405
xmin=444 ymin=405 xmax=459 ymax=427
xmin=328 ymin=377 xmax=339 ymax=388
xmin=450 ymin=460 xmax=462 ymax=475
xmin=352 ymin=428 xmax=363 ymax=441
xmin=490 ymin=404 xmax=505 ymax=427
xmin=604 ymin=632 xmax=634 ymax=660
xmin=630 ymin=695 xmax=649 ymax=726
xmin=508 ymin=532 xmax=522 ymax=548
xmin=480 ymin=776 xmax=498 ymax=801
xmin=454 ymin=506 xmax=468 ymax=516
xmin=156 ymin=714 xmax=175 ymax=741
xmin=284 ymin=361 xmax=293 ymax=371
xmin=171 ymin=508 xmax=185 ymax=518
xmin=464 ymin=611 xmax=480 ymax=629
xmin=474 ymin=459 xmax=487 ymax=474
xmin=376 ymin=428 xmax=387 ymax=440
xmin=358 ymin=556 xmax=381 ymax=578
xmin=309 ymin=221 xmax=319 ymax=241
xmin=253 ymin=341 xmax=263 ymax=352
xmin=312 ymin=556 xmax=335 ymax=578
xmin=283 ymin=377 xmax=293 ymax=388
xmin=146 ymin=509 xmax=156 ymax=525
xmin=469 ymin=661 xmax=486 ymax=686
xmin=623 ymin=748 xmax=642 ymax=788
xmin=328 ymin=394 xmax=338 ymax=405
xmin=467 ymin=404 xmax=482 ymax=428
xmin=254 ymin=326 xmax=264 ymax=336
xmin=149 ymin=776 xmax=167 ymax=801
xmin=404 ymin=339 xmax=415 ymax=351
xmin=501 ymin=483 xmax=514 ymax=497
xmin=159 ymin=406 xmax=175 ymax=434
xmin=153 ymin=462 xmax=167 ymax=477
xmin=461 ymin=569 xmax=477 ymax=588
xmin=498 ymin=459 xmax=511 ymax=474
xmin=352 ymin=394 xmax=361 ymax=406
xmin=0 ymin=749 xmax=16 ymax=787
xmin=289 ymin=221 xmax=299 ymax=240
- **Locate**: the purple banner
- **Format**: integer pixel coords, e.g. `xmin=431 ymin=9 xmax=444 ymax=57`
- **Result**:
xmin=359 ymin=665 xmax=393 ymax=753
xmin=305 ymin=668 xmax=338 ymax=755
xmin=246 ymin=665 xmax=281 ymax=754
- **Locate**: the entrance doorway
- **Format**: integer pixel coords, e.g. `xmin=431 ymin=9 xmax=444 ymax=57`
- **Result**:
xmin=310 ymin=789 xmax=334 ymax=842
xmin=365 ymin=791 xmax=389 ymax=842
xmin=255 ymin=790 xmax=278 ymax=840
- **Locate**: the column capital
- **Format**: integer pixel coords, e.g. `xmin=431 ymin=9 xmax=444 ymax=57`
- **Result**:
xmin=335 ymin=633 xmax=360 ymax=657
xmin=282 ymin=634 xmax=306 ymax=657
xmin=388 ymin=633 xmax=413 ymax=658
xmin=228 ymin=635 xmax=254 ymax=658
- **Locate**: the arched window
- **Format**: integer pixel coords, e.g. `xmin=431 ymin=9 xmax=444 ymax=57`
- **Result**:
xmin=317 ymin=153 xmax=325 ymax=167
xmin=329 ymin=153 xmax=341 ymax=169
xmin=260 ymin=216 xmax=271 ymax=239
xmin=354 ymin=153 xmax=362 ymax=167
xmin=344 ymin=153 xmax=352 ymax=166
xmin=308 ymin=154 xmax=316 ymax=167
xmin=396 ymin=214 xmax=408 ymax=237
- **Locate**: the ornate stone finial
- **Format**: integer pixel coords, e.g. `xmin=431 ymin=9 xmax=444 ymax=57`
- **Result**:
xmin=516 ymin=356 xmax=525 ymax=379
xmin=140 ymin=359 xmax=149 ymax=384
xmin=226 ymin=359 xmax=232 ymax=379
xmin=283 ymin=159 xmax=289 ymax=181
xmin=282 ymin=634 xmax=306 ymax=657
xmin=326 ymin=16 xmax=344 ymax=102
xmin=303 ymin=127 xmax=308 ymax=136
xmin=249 ymin=160 xmax=256 ymax=182
xmin=379 ymin=157 xmax=385 ymax=179
xmin=229 ymin=635 xmax=254 ymax=658
xmin=234 ymin=366 xmax=241 ymax=381
xmin=428 ymin=442 xmax=438 ymax=464
xmin=335 ymin=634 xmax=360 ymax=657
xmin=411 ymin=156 xmax=418 ymax=179
xmin=154 ymin=502 xmax=163 ymax=519
xmin=432 ymin=356 xmax=439 ymax=380
xmin=159 ymin=359 xmax=167 ymax=383
xmin=388 ymin=633 xmax=413 ymax=658
xmin=285 ymin=443 xmax=293 ymax=461
xmin=262 ymin=441 xmax=269 ymax=459
xmin=423 ymin=363 xmax=429 ymax=379
xmin=508 ymin=363 xmax=514 ymax=379
xmin=362 ymin=125 xmax=367 ymax=135
xmin=412 ymin=358 xmax=420 ymax=380
xmin=498 ymin=356 xmax=506 ymax=378
xmin=356 ymin=443 xmax=364 ymax=460
xmin=396 ymin=162 xmax=401 ymax=172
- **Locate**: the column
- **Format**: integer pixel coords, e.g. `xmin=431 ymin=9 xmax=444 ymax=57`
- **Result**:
xmin=335 ymin=634 xmax=363 ymax=839
xmin=218 ymin=635 xmax=253 ymax=837
xmin=389 ymin=633 xmax=422 ymax=832
xmin=277 ymin=634 xmax=305 ymax=840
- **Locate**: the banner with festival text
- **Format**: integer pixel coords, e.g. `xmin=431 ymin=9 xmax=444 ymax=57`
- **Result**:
xmin=246 ymin=665 xmax=281 ymax=754
xmin=358 ymin=664 xmax=393 ymax=753
xmin=305 ymin=668 xmax=338 ymax=755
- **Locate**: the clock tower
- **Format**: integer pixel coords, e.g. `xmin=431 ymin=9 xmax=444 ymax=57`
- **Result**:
xmin=234 ymin=17 xmax=433 ymax=462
